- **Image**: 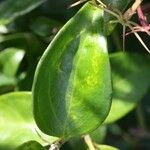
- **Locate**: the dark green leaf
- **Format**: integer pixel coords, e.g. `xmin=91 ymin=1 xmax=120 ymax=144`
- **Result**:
xmin=102 ymin=0 xmax=132 ymax=12
xmin=30 ymin=17 xmax=61 ymax=37
xmin=104 ymin=52 xmax=150 ymax=124
xmin=60 ymin=137 xmax=87 ymax=150
xmin=33 ymin=2 xmax=112 ymax=139
xmin=0 ymin=0 xmax=47 ymax=25
xmin=0 ymin=33 xmax=45 ymax=59
xmin=90 ymin=126 xmax=107 ymax=144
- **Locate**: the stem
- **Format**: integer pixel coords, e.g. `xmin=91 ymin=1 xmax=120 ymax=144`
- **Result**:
xmin=49 ymin=140 xmax=64 ymax=150
xmin=122 ymin=24 xmax=126 ymax=51
xmin=84 ymin=135 xmax=96 ymax=150
xmin=69 ymin=0 xmax=88 ymax=8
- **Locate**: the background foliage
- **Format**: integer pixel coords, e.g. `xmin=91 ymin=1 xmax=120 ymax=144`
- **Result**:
xmin=0 ymin=0 xmax=150 ymax=150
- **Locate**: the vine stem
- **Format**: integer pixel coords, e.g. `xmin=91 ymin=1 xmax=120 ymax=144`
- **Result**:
xmin=84 ymin=135 xmax=96 ymax=150
xmin=124 ymin=0 xmax=143 ymax=20
xmin=49 ymin=141 xmax=62 ymax=150
xmin=48 ymin=139 xmax=64 ymax=150
xmin=69 ymin=0 xmax=88 ymax=8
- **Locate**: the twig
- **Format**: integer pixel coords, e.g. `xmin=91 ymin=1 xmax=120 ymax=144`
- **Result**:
xmin=69 ymin=0 xmax=88 ymax=8
xmin=84 ymin=135 xmax=96 ymax=150
xmin=49 ymin=142 xmax=61 ymax=150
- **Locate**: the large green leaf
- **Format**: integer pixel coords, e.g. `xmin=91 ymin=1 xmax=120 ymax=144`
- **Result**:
xmin=33 ymin=2 xmax=112 ymax=139
xmin=0 ymin=92 xmax=57 ymax=149
xmin=0 ymin=0 xmax=47 ymax=25
xmin=0 ymin=47 xmax=25 ymax=77
xmin=105 ymin=52 xmax=150 ymax=124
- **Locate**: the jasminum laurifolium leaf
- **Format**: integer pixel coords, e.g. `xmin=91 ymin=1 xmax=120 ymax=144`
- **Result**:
xmin=32 ymin=2 xmax=112 ymax=140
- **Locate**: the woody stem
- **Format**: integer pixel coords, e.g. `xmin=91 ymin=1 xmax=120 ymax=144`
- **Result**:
xmin=123 ymin=0 xmax=143 ymax=20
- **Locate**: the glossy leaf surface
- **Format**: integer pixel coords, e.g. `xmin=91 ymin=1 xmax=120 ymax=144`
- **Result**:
xmin=0 ymin=0 xmax=47 ymax=25
xmin=105 ymin=52 xmax=150 ymax=124
xmin=33 ymin=2 xmax=112 ymax=139
xmin=0 ymin=92 xmax=57 ymax=149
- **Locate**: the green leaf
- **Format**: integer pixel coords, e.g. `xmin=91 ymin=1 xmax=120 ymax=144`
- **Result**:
xmin=16 ymin=141 xmax=46 ymax=150
xmin=0 ymin=48 xmax=25 ymax=93
xmin=104 ymin=52 xmax=150 ymax=124
xmin=0 ymin=25 xmax=8 ymax=34
xmin=0 ymin=47 xmax=25 ymax=77
xmin=0 ymin=73 xmax=15 ymax=94
xmin=0 ymin=0 xmax=47 ymax=25
xmin=33 ymin=2 xmax=112 ymax=139
xmin=0 ymin=92 xmax=57 ymax=149
xmin=95 ymin=144 xmax=119 ymax=150
xmin=0 ymin=33 xmax=45 ymax=59
xmin=30 ymin=17 xmax=61 ymax=37
xmin=61 ymin=137 xmax=87 ymax=150
xmin=90 ymin=126 xmax=107 ymax=144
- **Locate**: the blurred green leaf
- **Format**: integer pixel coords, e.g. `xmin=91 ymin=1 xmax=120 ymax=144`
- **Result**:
xmin=0 ymin=33 xmax=45 ymax=60
xmin=0 ymin=73 xmax=15 ymax=94
xmin=0 ymin=25 xmax=8 ymax=34
xmin=0 ymin=47 xmax=25 ymax=77
xmin=0 ymin=48 xmax=24 ymax=94
xmin=60 ymin=137 xmax=87 ymax=150
xmin=0 ymin=92 xmax=57 ymax=149
xmin=0 ymin=0 xmax=47 ymax=25
xmin=104 ymin=52 xmax=150 ymax=124
xmin=90 ymin=126 xmax=107 ymax=144
xmin=30 ymin=16 xmax=61 ymax=37
xmin=40 ymin=0 xmax=79 ymax=21
xmin=16 ymin=141 xmax=46 ymax=150
xmin=95 ymin=144 xmax=119 ymax=150
xmin=60 ymin=126 xmax=107 ymax=150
